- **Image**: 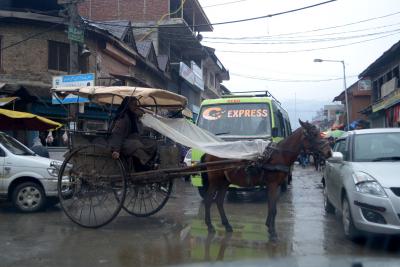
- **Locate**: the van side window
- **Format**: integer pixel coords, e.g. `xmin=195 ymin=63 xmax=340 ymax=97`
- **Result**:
xmin=0 ymin=148 xmax=5 ymax=157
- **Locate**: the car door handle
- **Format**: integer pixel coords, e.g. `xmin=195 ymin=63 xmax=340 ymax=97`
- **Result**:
xmin=4 ymin=167 xmax=11 ymax=171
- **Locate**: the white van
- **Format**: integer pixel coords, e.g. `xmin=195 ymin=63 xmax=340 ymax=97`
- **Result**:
xmin=0 ymin=132 xmax=61 ymax=212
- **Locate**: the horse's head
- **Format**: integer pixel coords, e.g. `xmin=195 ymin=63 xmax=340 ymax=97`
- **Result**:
xmin=299 ymin=120 xmax=332 ymax=159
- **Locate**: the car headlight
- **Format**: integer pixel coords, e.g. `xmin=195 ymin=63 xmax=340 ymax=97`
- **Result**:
xmin=353 ymin=171 xmax=387 ymax=197
xmin=47 ymin=167 xmax=59 ymax=177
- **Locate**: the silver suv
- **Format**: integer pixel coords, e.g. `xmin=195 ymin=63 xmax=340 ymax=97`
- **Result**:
xmin=0 ymin=132 xmax=61 ymax=212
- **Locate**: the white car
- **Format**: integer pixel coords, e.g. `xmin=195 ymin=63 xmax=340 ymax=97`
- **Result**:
xmin=323 ymin=128 xmax=400 ymax=240
xmin=0 ymin=132 xmax=61 ymax=212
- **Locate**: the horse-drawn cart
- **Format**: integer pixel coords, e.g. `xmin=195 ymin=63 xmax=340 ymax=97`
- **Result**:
xmin=53 ymin=86 xmax=251 ymax=228
xmin=53 ymin=86 xmax=331 ymax=239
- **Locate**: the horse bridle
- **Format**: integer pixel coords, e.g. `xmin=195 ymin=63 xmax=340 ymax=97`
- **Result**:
xmin=301 ymin=128 xmax=330 ymax=157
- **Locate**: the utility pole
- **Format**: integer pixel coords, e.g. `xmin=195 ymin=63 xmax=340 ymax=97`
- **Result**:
xmin=58 ymin=0 xmax=84 ymax=74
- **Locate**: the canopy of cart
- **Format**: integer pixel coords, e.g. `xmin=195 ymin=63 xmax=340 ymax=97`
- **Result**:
xmin=141 ymin=113 xmax=270 ymax=160
xmin=52 ymin=86 xmax=187 ymax=108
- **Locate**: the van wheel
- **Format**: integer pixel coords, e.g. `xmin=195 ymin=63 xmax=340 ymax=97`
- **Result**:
xmin=12 ymin=182 xmax=46 ymax=213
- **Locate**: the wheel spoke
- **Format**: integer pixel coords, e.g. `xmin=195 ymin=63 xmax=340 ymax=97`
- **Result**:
xmin=58 ymin=144 xmax=126 ymax=228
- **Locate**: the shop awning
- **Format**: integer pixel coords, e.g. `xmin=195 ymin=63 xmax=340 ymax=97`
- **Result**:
xmin=0 ymin=97 xmax=19 ymax=107
xmin=0 ymin=108 xmax=62 ymax=131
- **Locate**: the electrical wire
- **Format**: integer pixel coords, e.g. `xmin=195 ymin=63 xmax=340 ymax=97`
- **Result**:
xmin=230 ymin=72 xmax=359 ymax=82
xmin=159 ymin=28 xmax=400 ymax=45
xmin=1 ymin=23 xmax=63 ymax=51
xmin=82 ymin=0 xmax=336 ymax=29
xmin=215 ymin=31 xmax=400 ymax=54
xmin=203 ymin=0 xmax=250 ymax=8
xmin=203 ymin=10 xmax=400 ymax=39
xmin=156 ymin=21 xmax=400 ymax=41
xmin=138 ymin=0 xmax=186 ymax=41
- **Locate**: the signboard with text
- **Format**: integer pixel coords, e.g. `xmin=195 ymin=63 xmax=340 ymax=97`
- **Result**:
xmin=52 ymin=73 xmax=95 ymax=88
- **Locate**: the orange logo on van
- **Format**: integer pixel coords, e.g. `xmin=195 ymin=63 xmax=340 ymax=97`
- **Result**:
xmin=202 ymin=107 xmax=224 ymax=120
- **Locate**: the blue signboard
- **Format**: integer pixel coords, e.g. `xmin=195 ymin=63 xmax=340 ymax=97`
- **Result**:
xmin=52 ymin=73 xmax=95 ymax=88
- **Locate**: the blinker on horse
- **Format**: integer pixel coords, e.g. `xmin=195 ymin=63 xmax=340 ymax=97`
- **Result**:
xmin=201 ymin=120 xmax=332 ymax=241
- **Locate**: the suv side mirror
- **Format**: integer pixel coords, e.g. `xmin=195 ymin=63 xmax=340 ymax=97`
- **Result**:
xmin=272 ymin=127 xmax=278 ymax=138
xmin=328 ymin=151 xmax=343 ymax=163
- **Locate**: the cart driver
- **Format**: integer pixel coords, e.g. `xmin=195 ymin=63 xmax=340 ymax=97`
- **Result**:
xmin=109 ymin=97 xmax=157 ymax=169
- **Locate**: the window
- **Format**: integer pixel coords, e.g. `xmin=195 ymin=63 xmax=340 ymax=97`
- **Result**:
xmin=48 ymin=40 xmax=69 ymax=72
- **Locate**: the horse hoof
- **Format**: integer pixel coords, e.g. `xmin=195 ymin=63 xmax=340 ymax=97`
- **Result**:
xmin=208 ymin=226 xmax=216 ymax=233
xmin=269 ymin=234 xmax=278 ymax=243
xmin=225 ymin=225 xmax=233 ymax=232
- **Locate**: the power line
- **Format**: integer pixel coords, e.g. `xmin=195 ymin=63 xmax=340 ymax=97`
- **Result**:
xmin=203 ymin=22 xmax=400 ymax=40
xmin=1 ymin=23 xmax=63 ymax=51
xmin=82 ymin=0 xmax=336 ymax=29
xmin=231 ymin=72 xmax=359 ymax=82
xmin=203 ymin=0 xmax=249 ymax=8
xmin=203 ymin=10 xmax=400 ymax=39
xmin=215 ymin=31 xmax=400 ymax=54
xmin=201 ymin=28 xmax=400 ymax=45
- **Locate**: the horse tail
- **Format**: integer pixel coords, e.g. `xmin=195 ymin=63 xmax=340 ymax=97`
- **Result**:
xmin=200 ymin=154 xmax=209 ymax=191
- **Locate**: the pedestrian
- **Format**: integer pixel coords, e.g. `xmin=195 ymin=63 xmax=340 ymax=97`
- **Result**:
xmin=298 ymin=149 xmax=308 ymax=168
xmin=30 ymin=136 xmax=50 ymax=158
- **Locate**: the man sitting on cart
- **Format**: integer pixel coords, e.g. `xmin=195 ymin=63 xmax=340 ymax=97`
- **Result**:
xmin=109 ymin=97 xmax=157 ymax=170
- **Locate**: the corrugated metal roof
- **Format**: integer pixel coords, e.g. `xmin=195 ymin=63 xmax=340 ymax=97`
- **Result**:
xmin=136 ymin=40 xmax=152 ymax=58
xmin=157 ymin=55 xmax=169 ymax=72
xmin=89 ymin=20 xmax=130 ymax=40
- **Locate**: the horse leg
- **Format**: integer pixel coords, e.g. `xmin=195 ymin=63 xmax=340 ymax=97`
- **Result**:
xmin=216 ymin=185 xmax=232 ymax=232
xmin=266 ymin=182 xmax=279 ymax=241
xmin=204 ymin=185 xmax=217 ymax=233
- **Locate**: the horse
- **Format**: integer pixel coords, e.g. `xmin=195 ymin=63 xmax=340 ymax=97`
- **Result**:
xmin=200 ymin=120 xmax=332 ymax=241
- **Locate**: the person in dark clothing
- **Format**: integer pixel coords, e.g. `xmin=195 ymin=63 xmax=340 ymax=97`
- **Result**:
xmin=30 ymin=137 xmax=50 ymax=158
xmin=108 ymin=97 xmax=157 ymax=168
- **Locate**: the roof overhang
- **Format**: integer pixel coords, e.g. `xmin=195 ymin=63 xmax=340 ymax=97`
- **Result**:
xmin=359 ymin=40 xmax=400 ymax=78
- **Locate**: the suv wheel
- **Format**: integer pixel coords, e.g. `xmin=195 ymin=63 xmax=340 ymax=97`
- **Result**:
xmin=12 ymin=182 xmax=46 ymax=212
xmin=342 ymin=196 xmax=360 ymax=240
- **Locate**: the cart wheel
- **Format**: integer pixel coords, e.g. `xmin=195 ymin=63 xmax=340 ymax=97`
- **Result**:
xmin=122 ymin=179 xmax=173 ymax=217
xmin=58 ymin=144 xmax=127 ymax=228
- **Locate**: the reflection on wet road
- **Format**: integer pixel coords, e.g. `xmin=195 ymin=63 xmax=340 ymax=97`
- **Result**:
xmin=0 ymin=165 xmax=399 ymax=267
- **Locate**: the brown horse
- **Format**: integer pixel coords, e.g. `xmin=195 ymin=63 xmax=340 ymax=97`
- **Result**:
xmin=201 ymin=120 xmax=332 ymax=241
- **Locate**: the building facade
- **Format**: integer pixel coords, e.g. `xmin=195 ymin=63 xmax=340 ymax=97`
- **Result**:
xmin=359 ymin=40 xmax=400 ymax=128
xmin=333 ymin=80 xmax=371 ymax=127
xmin=78 ymin=0 xmax=229 ymax=118
xmin=0 ymin=4 xmax=170 ymax=145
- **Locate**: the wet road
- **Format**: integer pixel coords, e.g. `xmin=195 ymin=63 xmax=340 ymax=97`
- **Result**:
xmin=0 ymin=165 xmax=399 ymax=267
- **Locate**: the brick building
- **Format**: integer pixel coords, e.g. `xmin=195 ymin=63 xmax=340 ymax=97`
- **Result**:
xmin=0 ymin=3 xmax=171 ymax=145
xmin=78 ymin=0 xmax=229 ymax=119
xmin=333 ymin=80 xmax=371 ymax=127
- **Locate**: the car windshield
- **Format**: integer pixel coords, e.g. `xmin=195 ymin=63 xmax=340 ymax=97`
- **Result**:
xmin=354 ymin=132 xmax=400 ymax=162
xmin=197 ymin=103 xmax=272 ymax=137
xmin=0 ymin=133 xmax=35 ymax=156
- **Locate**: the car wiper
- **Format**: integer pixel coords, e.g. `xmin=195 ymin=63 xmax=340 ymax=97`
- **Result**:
xmin=215 ymin=132 xmax=230 ymax=135
xmin=372 ymin=156 xmax=400 ymax=162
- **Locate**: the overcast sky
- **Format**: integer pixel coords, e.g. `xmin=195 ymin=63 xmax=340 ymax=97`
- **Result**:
xmin=197 ymin=0 xmax=400 ymax=128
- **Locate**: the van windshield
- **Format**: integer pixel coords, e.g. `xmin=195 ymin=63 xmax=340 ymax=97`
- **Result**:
xmin=197 ymin=103 xmax=271 ymax=137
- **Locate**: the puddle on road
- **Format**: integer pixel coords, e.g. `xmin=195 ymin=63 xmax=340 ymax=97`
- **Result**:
xmin=1 ymin=166 xmax=400 ymax=267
